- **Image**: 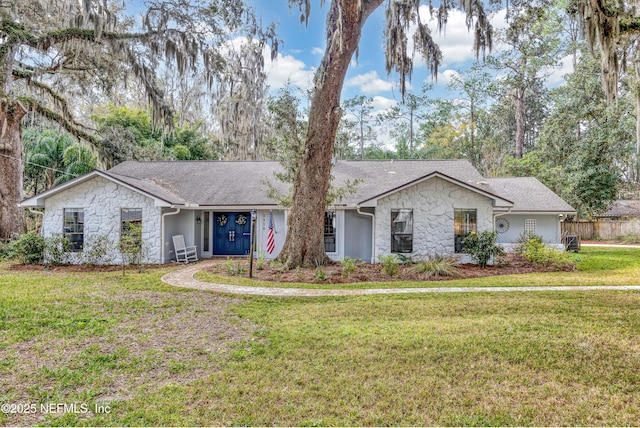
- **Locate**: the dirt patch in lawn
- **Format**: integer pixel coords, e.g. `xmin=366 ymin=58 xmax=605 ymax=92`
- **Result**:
xmin=207 ymin=254 xmax=574 ymax=284
xmin=1 ymin=291 xmax=257 ymax=426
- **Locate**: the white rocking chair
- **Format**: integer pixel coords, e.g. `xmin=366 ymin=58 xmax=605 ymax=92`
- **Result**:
xmin=172 ymin=235 xmax=198 ymax=263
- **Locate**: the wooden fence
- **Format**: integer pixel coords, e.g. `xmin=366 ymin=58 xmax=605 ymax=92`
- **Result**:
xmin=562 ymin=220 xmax=640 ymax=240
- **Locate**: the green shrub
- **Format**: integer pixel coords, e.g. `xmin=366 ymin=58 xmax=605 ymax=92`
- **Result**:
xmin=396 ymin=254 xmax=414 ymax=265
xmin=0 ymin=240 xmax=18 ymax=261
xmin=340 ymin=257 xmax=359 ymax=278
xmin=521 ymin=237 xmax=572 ymax=269
xmin=83 ymin=234 xmax=117 ymax=266
xmin=119 ymin=223 xmax=146 ymax=273
xmin=514 ymin=232 xmax=544 ymax=255
xmin=225 ymin=258 xmax=247 ymax=276
xmin=412 ymin=254 xmax=462 ymax=279
xmin=13 ymin=232 xmax=46 ymax=265
xmin=44 ymin=233 xmax=72 ymax=266
xmin=378 ymin=254 xmax=400 ymax=277
xmin=256 ymin=250 xmax=266 ymax=270
xmin=314 ymin=266 xmax=328 ymax=282
xmin=462 ymin=231 xmax=505 ymax=268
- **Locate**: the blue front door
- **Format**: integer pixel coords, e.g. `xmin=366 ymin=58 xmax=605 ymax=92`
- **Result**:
xmin=213 ymin=212 xmax=251 ymax=255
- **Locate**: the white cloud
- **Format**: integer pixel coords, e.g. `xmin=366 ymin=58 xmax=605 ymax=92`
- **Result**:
xmin=311 ymin=47 xmax=324 ymax=55
xmin=372 ymin=96 xmax=397 ymax=110
xmin=416 ymin=7 xmax=509 ymax=67
xmin=263 ymin=45 xmax=316 ymax=90
xmin=546 ymin=54 xmax=577 ymax=86
xmin=346 ymin=71 xmax=394 ymax=93
xmin=435 ymin=69 xmax=460 ymax=86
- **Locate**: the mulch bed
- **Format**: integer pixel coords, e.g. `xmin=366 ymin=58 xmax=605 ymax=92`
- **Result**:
xmin=6 ymin=254 xmax=574 ymax=284
xmin=207 ymin=254 xmax=575 ymax=284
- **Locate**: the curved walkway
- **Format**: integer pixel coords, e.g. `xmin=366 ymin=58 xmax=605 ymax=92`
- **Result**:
xmin=161 ymin=260 xmax=640 ymax=297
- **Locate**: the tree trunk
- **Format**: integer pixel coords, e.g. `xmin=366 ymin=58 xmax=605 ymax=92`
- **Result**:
xmin=277 ymin=0 xmax=382 ymax=268
xmin=514 ymin=88 xmax=525 ymax=159
xmin=0 ymin=99 xmax=27 ymax=239
xmin=635 ymin=62 xmax=640 ymax=182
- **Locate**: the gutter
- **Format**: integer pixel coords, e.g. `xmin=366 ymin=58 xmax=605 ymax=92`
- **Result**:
xmin=356 ymin=205 xmax=376 ymax=263
xmin=161 ymin=207 xmax=181 ymax=263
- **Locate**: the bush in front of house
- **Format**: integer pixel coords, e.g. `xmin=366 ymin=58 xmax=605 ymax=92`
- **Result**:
xmin=82 ymin=234 xmax=117 ymax=266
xmin=43 ymin=233 xmax=72 ymax=266
xmin=13 ymin=231 xmax=46 ymax=265
xmin=412 ymin=254 xmax=462 ymax=279
xmin=379 ymin=254 xmax=400 ymax=276
xmin=463 ymin=231 xmax=505 ymax=268
xmin=520 ymin=237 xmax=572 ymax=269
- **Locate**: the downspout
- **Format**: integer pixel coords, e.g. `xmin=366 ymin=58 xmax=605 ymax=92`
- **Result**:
xmin=356 ymin=205 xmax=376 ymax=263
xmin=161 ymin=207 xmax=181 ymax=263
xmin=27 ymin=208 xmax=44 ymax=235
xmin=493 ymin=207 xmax=513 ymax=252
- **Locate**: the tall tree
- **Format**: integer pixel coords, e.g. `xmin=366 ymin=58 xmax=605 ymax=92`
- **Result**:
xmin=378 ymin=84 xmax=433 ymax=155
xmin=0 ymin=0 xmax=275 ymax=239
xmin=448 ymin=65 xmax=495 ymax=169
xmin=487 ymin=6 xmax=562 ymax=158
xmin=277 ymin=0 xmax=492 ymax=268
xmin=215 ymin=39 xmax=270 ymax=160
xmin=342 ymin=95 xmax=376 ymax=159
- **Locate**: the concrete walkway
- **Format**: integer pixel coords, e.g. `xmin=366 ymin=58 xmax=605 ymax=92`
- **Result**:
xmin=161 ymin=260 xmax=640 ymax=297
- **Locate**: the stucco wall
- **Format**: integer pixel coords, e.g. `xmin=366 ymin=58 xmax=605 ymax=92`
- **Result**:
xmin=344 ymin=210 xmax=373 ymax=262
xmin=43 ymin=176 xmax=162 ymax=264
xmin=256 ymin=209 xmax=286 ymax=260
xmin=496 ymin=214 xmax=562 ymax=252
xmin=495 ymin=214 xmax=560 ymax=244
xmin=374 ymin=177 xmax=494 ymax=260
xmin=163 ymin=209 xmax=196 ymax=262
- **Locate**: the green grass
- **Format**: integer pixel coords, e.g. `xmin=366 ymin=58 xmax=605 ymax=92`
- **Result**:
xmin=194 ymin=246 xmax=640 ymax=289
xmin=1 ymin=248 xmax=640 ymax=426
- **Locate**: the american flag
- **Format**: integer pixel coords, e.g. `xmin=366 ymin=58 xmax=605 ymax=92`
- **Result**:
xmin=266 ymin=210 xmax=275 ymax=254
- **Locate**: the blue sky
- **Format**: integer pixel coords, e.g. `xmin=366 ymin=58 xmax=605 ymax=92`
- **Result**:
xmin=248 ymin=1 xmax=573 ymax=113
xmin=250 ymin=1 xmax=497 ymax=108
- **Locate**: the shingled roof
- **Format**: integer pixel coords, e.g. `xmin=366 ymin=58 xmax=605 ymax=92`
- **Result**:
xmin=596 ymin=200 xmax=640 ymax=218
xmin=486 ymin=177 xmax=575 ymax=213
xmin=22 ymin=159 xmax=576 ymax=214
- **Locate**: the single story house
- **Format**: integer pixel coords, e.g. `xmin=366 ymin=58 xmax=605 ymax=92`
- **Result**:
xmin=19 ymin=160 xmax=576 ymax=264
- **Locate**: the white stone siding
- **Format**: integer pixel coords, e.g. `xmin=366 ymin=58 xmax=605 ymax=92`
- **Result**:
xmin=43 ymin=176 xmax=162 ymax=264
xmin=375 ymin=177 xmax=494 ymax=260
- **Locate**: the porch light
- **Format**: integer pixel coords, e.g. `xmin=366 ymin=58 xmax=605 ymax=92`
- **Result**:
xmin=196 ymin=216 xmax=201 ymax=225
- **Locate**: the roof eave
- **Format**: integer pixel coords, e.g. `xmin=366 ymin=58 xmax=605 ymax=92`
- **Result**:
xmin=358 ymin=171 xmax=514 ymax=208
xmin=19 ymin=170 xmax=175 ymax=208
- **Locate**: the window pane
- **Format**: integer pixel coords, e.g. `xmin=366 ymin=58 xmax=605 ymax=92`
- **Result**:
xmin=63 ymin=208 xmax=84 ymax=252
xmin=524 ymin=219 xmax=537 ymax=236
xmin=203 ymin=212 xmax=210 ymax=252
xmin=324 ymin=211 xmax=336 ymax=252
xmin=454 ymin=209 xmax=477 ymax=253
xmin=121 ymin=209 xmax=143 ymax=248
xmin=391 ymin=209 xmax=413 ymax=253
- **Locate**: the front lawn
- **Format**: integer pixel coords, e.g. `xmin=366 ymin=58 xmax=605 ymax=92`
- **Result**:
xmin=1 ymin=247 xmax=639 ymax=426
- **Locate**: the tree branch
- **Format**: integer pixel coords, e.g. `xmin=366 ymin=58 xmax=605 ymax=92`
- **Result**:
xmin=0 ymin=19 xmax=154 ymax=51
xmin=20 ymin=97 xmax=98 ymax=145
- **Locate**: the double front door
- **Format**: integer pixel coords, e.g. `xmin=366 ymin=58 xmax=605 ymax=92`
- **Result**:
xmin=212 ymin=212 xmax=252 ymax=256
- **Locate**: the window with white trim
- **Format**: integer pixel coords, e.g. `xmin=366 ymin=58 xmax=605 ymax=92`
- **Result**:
xmin=63 ymin=208 xmax=84 ymax=252
xmin=121 ymin=208 xmax=143 ymax=248
xmin=324 ymin=211 xmax=336 ymax=253
xmin=391 ymin=209 xmax=413 ymax=253
xmin=454 ymin=209 xmax=477 ymax=253
xmin=524 ymin=218 xmax=537 ymax=236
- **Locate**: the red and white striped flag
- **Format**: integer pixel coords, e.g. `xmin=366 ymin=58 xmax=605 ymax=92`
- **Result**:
xmin=266 ymin=210 xmax=275 ymax=254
